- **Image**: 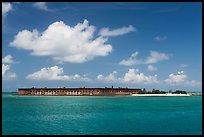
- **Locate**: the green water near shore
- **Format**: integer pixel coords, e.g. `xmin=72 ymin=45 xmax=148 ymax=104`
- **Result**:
xmin=2 ymin=92 xmax=202 ymax=135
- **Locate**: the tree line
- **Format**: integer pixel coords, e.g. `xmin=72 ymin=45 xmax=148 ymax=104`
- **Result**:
xmin=138 ymin=88 xmax=187 ymax=94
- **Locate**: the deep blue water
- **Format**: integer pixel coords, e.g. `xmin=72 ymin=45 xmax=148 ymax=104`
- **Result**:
xmin=2 ymin=92 xmax=202 ymax=135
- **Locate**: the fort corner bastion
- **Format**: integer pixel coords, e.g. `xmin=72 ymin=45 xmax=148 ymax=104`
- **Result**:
xmin=18 ymin=87 xmax=142 ymax=96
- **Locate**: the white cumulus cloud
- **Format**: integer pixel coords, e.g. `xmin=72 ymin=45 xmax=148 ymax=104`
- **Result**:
xmin=96 ymin=69 xmax=158 ymax=85
xmin=10 ymin=19 xmax=112 ymax=63
xmin=165 ymin=71 xmax=187 ymax=83
xmin=119 ymin=51 xmax=141 ymax=66
xmin=97 ymin=70 xmax=118 ymax=83
xmin=95 ymin=69 xmax=201 ymax=88
xmin=164 ymin=71 xmax=201 ymax=88
xmin=147 ymin=65 xmax=157 ymax=71
xmin=99 ymin=25 xmax=136 ymax=37
xmin=26 ymin=66 xmax=91 ymax=81
xmin=2 ymin=54 xmax=15 ymax=64
xmin=2 ymin=2 xmax=12 ymax=16
xmin=33 ymin=2 xmax=48 ymax=11
xmin=2 ymin=64 xmax=10 ymax=77
xmin=122 ymin=68 xmax=159 ymax=84
xmin=119 ymin=51 xmax=169 ymax=66
xmin=2 ymin=64 xmax=16 ymax=80
xmin=145 ymin=51 xmax=169 ymax=64
xmin=2 ymin=54 xmax=17 ymax=80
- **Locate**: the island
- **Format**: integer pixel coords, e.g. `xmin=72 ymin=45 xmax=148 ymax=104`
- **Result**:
xmin=18 ymin=87 xmax=191 ymax=96
xmin=132 ymin=88 xmax=190 ymax=96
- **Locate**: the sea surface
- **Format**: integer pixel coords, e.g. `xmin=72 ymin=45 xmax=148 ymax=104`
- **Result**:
xmin=2 ymin=92 xmax=202 ymax=135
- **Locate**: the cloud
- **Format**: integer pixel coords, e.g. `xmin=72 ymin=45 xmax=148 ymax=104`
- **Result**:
xmin=2 ymin=64 xmax=9 ymax=77
xmin=164 ymin=71 xmax=201 ymax=88
xmin=180 ymin=64 xmax=189 ymax=67
xmin=185 ymin=80 xmax=202 ymax=87
xmin=2 ymin=2 xmax=12 ymax=16
xmin=10 ymin=19 xmax=112 ymax=63
xmin=145 ymin=51 xmax=169 ymax=64
xmin=123 ymin=68 xmax=159 ymax=84
xmin=2 ymin=54 xmax=17 ymax=80
xmin=26 ymin=66 xmax=91 ymax=81
xmin=97 ymin=70 xmax=118 ymax=83
xmin=147 ymin=65 xmax=157 ymax=71
xmin=119 ymin=51 xmax=141 ymax=66
xmin=2 ymin=64 xmax=16 ymax=80
xmin=96 ymin=69 xmax=158 ymax=85
xmin=26 ymin=66 xmax=201 ymax=88
xmin=99 ymin=25 xmax=136 ymax=37
xmin=2 ymin=54 xmax=15 ymax=64
xmin=119 ymin=51 xmax=169 ymax=66
xmin=154 ymin=36 xmax=167 ymax=41
xmin=165 ymin=71 xmax=187 ymax=83
xmin=95 ymin=69 xmax=201 ymax=88
xmin=33 ymin=2 xmax=48 ymax=11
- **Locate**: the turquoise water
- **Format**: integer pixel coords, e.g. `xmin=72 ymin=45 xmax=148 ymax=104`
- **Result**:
xmin=2 ymin=92 xmax=202 ymax=135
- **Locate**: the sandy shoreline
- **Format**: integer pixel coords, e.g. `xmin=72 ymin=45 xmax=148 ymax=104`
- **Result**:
xmin=132 ymin=94 xmax=191 ymax=96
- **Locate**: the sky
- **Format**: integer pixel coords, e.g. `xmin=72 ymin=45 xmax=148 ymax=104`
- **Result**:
xmin=2 ymin=2 xmax=202 ymax=92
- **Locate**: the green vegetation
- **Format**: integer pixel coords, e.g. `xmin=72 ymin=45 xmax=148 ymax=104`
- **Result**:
xmin=172 ymin=90 xmax=187 ymax=94
xmin=137 ymin=89 xmax=188 ymax=94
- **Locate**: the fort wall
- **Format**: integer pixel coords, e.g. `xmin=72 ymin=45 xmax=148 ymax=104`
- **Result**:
xmin=18 ymin=87 xmax=141 ymax=96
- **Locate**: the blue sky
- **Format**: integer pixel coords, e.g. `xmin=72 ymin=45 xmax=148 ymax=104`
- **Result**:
xmin=2 ymin=2 xmax=202 ymax=92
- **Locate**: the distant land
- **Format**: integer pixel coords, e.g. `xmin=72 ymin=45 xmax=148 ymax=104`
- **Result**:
xmin=11 ymin=87 xmax=201 ymax=96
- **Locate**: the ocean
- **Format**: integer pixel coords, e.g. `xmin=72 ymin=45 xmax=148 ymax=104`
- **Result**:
xmin=2 ymin=92 xmax=202 ymax=135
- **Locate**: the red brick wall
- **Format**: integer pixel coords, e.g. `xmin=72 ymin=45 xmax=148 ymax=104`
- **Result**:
xmin=18 ymin=89 xmax=26 ymax=95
